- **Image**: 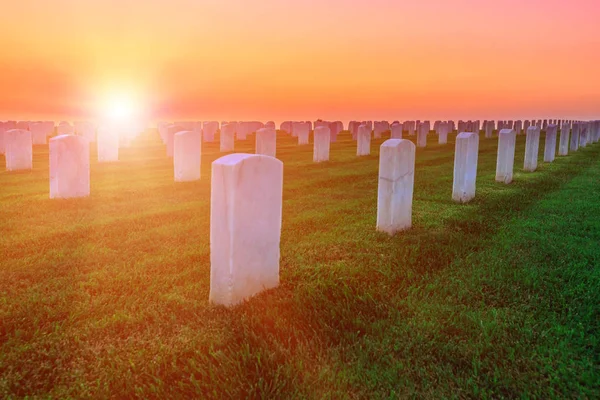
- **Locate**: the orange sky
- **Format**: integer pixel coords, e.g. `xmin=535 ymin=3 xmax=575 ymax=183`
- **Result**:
xmin=1 ymin=0 xmax=599 ymax=123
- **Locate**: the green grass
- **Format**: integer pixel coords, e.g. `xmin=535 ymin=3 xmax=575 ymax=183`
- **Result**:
xmin=1 ymin=130 xmax=599 ymax=398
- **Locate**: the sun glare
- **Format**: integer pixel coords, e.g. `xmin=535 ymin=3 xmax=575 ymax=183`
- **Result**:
xmin=104 ymin=95 xmax=137 ymax=123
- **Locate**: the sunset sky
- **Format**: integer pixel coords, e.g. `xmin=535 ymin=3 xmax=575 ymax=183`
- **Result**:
xmin=1 ymin=0 xmax=599 ymax=123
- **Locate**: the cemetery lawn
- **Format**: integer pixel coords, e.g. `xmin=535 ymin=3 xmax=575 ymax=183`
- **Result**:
xmin=1 ymin=131 xmax=599 ymax=398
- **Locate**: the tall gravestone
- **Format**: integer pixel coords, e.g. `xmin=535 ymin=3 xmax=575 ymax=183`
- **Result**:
xmin=417 ymin=123 xmax=428 ymax=147
xmin=438 ymin=122 xmax=449 ymax=144
xmin=97 ymin=127 xmax=119 ymax=162
xmin=295 ymin=122 xmax=310 ymax=145
xmin=30 ymin=122 xmax=48 ymax=145
xmin=570 ymin=123 xmax=580 ymax=152
xmin=49 ymin=135 xmax=90 ymax=198
xmin=558 ymin=123 xmax=570 ymax=156
xmin=220 ymin=123 xmax=235 ymax=152
xmin=495 ymin=129 xmax=516 ymax=184
xmin=256 ymin=127 xmax=277 ymax=158
xmin=484 ymin=121 xmax=494 ymax=138
xmin=210 ymin=154 xmax=283 ymax=307
xmin=390 ymin=123 xmax=403 ymax=139
xmin=174 ymin=130 xmax=202 ymax=182
xmin=5 ymin=129 xmax=32 ymax=171
xmin=376 ymin=139 xmax=415 ymax=234
xmin=357 ymin=124 xmax=371 ymax=156
xmin=452 ymin=132 xmax=479 ymax=203
xmin=524 ymin=126 xmax=541 ymax=172
xmin=203 ymin=121 xmax=218 ymax=142
xmin=313 ymin=126 xmax=331 ymax=162
xmin=544 ymin=125 xmax=558 ymax=162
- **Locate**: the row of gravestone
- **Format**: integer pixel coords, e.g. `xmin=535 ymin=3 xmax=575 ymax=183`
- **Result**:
xmin=210 ymin=121 xmax=600 ymax=306
xmin=2 ymin=119 xmax=599 ymax=306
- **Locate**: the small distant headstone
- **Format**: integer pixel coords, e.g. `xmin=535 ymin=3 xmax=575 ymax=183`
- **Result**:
xmin=49 ymin=135 xmax=90 ymax=198
xmin=174 ymin=130 xmax=202 ymax=182
xmin=313 ymin=126 xmax=331 ymax=162
xmin=220 ymin=123 xmax=235 ymax=152
xmin=5 ymin=129 xmax=32 ymax=171
xmin=357 ymin=124 xmax=371 ymax=156
xmin=256 ymin=127 xmax=277 ymax=158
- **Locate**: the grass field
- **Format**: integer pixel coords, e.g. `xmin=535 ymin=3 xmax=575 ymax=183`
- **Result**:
xmin=1 ymin=129 xmax=599 ymax=398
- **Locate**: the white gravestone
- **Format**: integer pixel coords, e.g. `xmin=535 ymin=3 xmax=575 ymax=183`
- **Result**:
xmin=295 ymin=122 xmax=310 ymax=145
xmin=30 ymin=123 xmax=48 ymax=145
xmin=390 ymin=123 xmax=403 ymax=139
xmin=357 ymin=124 xmax=371 ymax=156
xmin=220 ymin=123 xmax=235 ymax=152
xmin=544 ymin=125 xmax=557 ymax=162
xmin=97 ymin=127 xmax=119 ymax=162
xmin=256 ymin=127 xmax=277 ymax=158
xmin=203 ymin=121 xmax=218 ymax=142
xmin=313 ymin=126 xmax=331 ymax=162
xmin=452 ymin=132 xmax=479 ymax=203
xmin=5 ymin=129 xmax=32 ymax=171
xmin=495 ymin=129 xmax=516 ymax=184
xmin=376 ymin=139 xmax=416 ymax=234
xmin=524 ymin=126 xmax=541 ymax=172
xmin=417 ymin=124 xmax=428 ymax=147
xmin=49 ymin=135 xmax=90 ymax=199
xmin=438 ymin=122 xmax=449 ymax=144
xmin=557 ymin=123 xmax=570 ymax=156
xmin=210 ymin=154 xmax=283 ymax=307
xmin=174 ymin=130 xmax=202 ymax=182
xmin=570 ymin=123 xmax=580 ymax=152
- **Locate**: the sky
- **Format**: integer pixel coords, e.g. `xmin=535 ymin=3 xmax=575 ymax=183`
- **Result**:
xmin=0 ymin=0 xmax=599 ymax=123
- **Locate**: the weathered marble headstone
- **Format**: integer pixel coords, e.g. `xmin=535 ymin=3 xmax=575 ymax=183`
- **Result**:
xmin=438 ymin=122 xmax=449 ymax=144
xmin=203 ymin=121 xmax=219 ymax=142
xmin=49 ymin=135 xmax=90 ymax=198
xmin=495 ymin=129 xmax=516 ymax=184
xmin=313 ymin=126 xmax=331 ymax=162
xmin=174 ymin=130 xmax=202 ymax=182
xmin=579 ymin=123 xmax=589 ymax=148
xmin=357 ymin=124 xmax=371 ymax=156
xmin=544 ymin=125 xmax=558 ymax=162
xmin=524 ymin=126 xmax=541 ymax=172
xmin=558 ymin=123 xmax=570 ymax=156
xmin=256 ymin=127 xmax=277 ymax=158
xmin=452 ymin=132 xmax=479 ymax=203
xmin=220 ymin=123 xmax=235 ymax=152
xmin=97 ymin=126 xmax=119 ymax=162
xmin=417 ymin=123 xmax=428 ymax=147
xmin=295 ymin=122 xmax=310 ymax=145
xmin=570 ymin=123 xmax=580 ymax=152
xmin=514 ymin=120 xmax=523 ymax=135
xmin=390 ymin=122 xmax=403 ymax=139
xmin=209 ymin=153 xmax=283 ymax=307
xmin=376 ymin=139 xmax=415 ymax=234
xmin=30 ymin=122 xmax=48 ymax=145
xmin=5 ymin=129 xmax=33 ymax=171
xmin=484 ymin=121 xmax=494 ymax=138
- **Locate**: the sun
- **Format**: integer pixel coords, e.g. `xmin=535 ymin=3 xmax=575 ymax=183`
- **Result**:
xmin=104 ymin=95 xmax=137 ymax=123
